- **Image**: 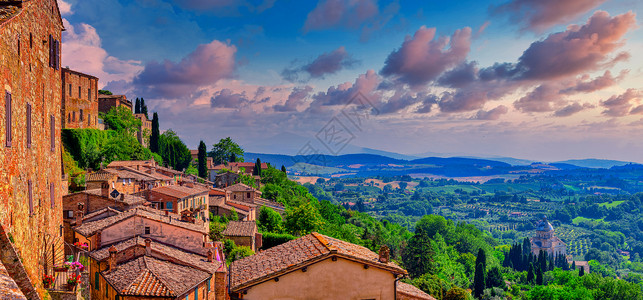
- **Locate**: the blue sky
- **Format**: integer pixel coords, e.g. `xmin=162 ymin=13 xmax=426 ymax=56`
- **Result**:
xmin=59 ymin=0 xmax=643 ymax=162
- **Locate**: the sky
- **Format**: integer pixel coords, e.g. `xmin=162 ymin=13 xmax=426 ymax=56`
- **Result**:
xmin=58 ymin=0 xmax=643 ymax=163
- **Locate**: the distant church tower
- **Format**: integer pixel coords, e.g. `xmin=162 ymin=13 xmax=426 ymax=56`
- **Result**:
xmin=530 ymin=216 xmax=567 ymax=257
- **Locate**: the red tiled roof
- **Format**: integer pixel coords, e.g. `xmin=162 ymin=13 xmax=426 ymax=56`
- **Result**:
xmin=102 ymin=256 xmax=209 ymax=297
xmin=83 ymin=189 xmax=146 ymax=206
xmin=151 ymin=185 xmax=208 ymax=199
xmin=107 ymin=160 xmax=154 ymax=168
xmin=222 ymin=221 xmax=256 ymax=237
xmin=397 ymin=282 xmax=437 ymax=300
xmin=230 ymin=232 xmax=406 ymax=290
xmin=225 ymin=183 xmax=258 ymax=192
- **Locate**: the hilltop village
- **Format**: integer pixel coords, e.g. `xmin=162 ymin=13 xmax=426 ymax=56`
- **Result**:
xmin=1 ymin=1 xmax=642 ymax=300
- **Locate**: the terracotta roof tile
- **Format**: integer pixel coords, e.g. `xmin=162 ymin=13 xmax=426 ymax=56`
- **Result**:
xmin=222 ymin=221 xmax=256 ymax=237
xmin=103 ymin=256 xmax=209 ymax=297
xmin=225 ymin=183 xmax=258 ymax=192
xmin=397 ymin=282 xmax=437 ymax=300
xmin=74 ymin=207 xmax=206 ymax=237
xmin=83 ymin=189 xmax=146 ymax=206
xmin=230 ymin=232 xmax=406 ymax=290
xmin=151 ymin=185 xmax=208 ymax=199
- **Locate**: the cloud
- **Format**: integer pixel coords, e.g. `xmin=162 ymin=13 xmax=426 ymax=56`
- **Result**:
xmin=61 ymin=19 xmax=143 ymax=90
xmin=553 ymin=102 xmax=595 ymax=117
xmin=303 ymin=0 xmax=378 ymax=32
xmin=210 ymin=89 xmax=254 ymax=108
xmin=57 ymin=0 xmax=73 ymax=16
xmin=473 ymin=105 xmax=509 ymax=120
xmin=309 ymin=70 xmax=381 ymax=110
xmin=282 ymin=47 xmax=359 ymax=82
xmin=273 ymin=86 xmax=313 ymax=112
xmin=561 ymin=70 xmax=628 ymax=94
xmin=437 ymin=61 xmax=478 ymax=88
xmin=600 ymin=89 xmax=642 ymax=117
xmin=133 ymin=40 xmax=237 ymax=98
xmin=380 ymin=26 xmax=472 ymax=87
xmin=171 ymin=0 xmax=276 ymax=13
xmin=492 ymin=0 xmax=607 ymax=32
xmin=514 ymin=83 xmax=566 ymax=113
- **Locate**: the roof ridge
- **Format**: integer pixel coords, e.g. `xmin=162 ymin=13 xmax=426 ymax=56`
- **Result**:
xmin=310 ymin=232 xmax=336 ymax=252
xmin=142 ymin=257 xmax=175 ymax=296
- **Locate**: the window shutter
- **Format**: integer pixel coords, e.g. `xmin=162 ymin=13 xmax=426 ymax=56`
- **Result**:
xmin=50 ymin=182 xmax=55 ymax=209
xmin=26 ymin=103 xmax=31 ymax=148
xmin=28 ymin=180 xmax=33 ymax=215
xmin=55 ymin=40 xmax=60 ymax=70
xmin=50 ymin=115 xmax=55 ymax=152
xmin=48 ymin=35 xmax=53 ymax=68
xmin=5 ymin=91 xmax=11 ymax=147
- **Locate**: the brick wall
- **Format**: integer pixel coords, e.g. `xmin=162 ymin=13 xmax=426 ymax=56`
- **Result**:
xmin=61 ymin=68 xmax=98 ymax=129
xmin=0 ymin=0 xmax=65 ymax=296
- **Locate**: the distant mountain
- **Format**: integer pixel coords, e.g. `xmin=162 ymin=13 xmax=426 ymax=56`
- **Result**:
xmin=460 ymin=156 xmax=533 ymax=166
xmin=244 ymin=153 xmax=405 ymax=168
xmin=409 ymin=157 xmax=511 ymax=168
xmin=552 ymin=159 xmax=632 ymax=169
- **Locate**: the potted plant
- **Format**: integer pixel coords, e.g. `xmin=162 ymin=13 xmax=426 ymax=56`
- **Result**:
xmin=53 ymin=264 xmax=69 ymax=272
xmin=73 ymin=242 xmax=89 ymax=250
xmin=65 ymin=261 xmax=85 ymax=272
xmin=67 ymin=274 xmax=81 ymax=291
xmin=42 ymin=275 xmax=54 ymax=289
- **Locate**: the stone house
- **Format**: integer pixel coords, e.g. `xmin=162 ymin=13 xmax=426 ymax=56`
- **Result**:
xmin=230 ymin=232 xmax=435 ymax=300
xmin=141 ymin=185 xmax=209 ymax=221
xmin=222 ymin=221 xmax=262 ymax=252
xmin=134 ymin=113 xmax=151 ymax=147
xmin=97 ymin=94 xmax=132 ymax=114
xmin=224 ymin=183 xmax=285 ymax=216
xmin=0 ymin=0 xmax=66 ymax=297
xmin=61 ymin=68 xmax=99 ymax=129
xmin=86 ymin=167 xmax=173 ymax=195
xmin=210 ymin=162 xmax=268 ymax=177
xmin=209 ymin=187 xmax=255 ymax=221
xmin=213 ymin=170 xmax=238 ymax=187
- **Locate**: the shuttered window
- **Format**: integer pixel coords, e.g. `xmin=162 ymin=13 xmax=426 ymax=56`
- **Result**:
xmin=5 ymin=91 xmax=11 ymax=147
xmin=54 ymin=40 xmax=60 ymax=70
xmin=50 ymin=115 xmax=55 ymax=152
xmin=48 ymin=35 xmax=53 ymax=68
xmin=94 ymin=273 xmax=99 ymax=290
xmin=28 ymin=180 xmax=33 ymax=215
xmin=50 ymin=182 xmax=55 ymax=209
xmin=26 ymin=103 xmax=31 ymax=148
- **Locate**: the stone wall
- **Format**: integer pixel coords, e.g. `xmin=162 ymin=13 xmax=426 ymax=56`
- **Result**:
xmin=0 ymin=0 xmax=65 ymax=297
xmin=61 ymin=68 xmax=99 ymax=129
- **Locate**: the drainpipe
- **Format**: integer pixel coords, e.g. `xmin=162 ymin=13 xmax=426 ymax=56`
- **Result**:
xmin=394 ymin=274 xmax=404 ymax=300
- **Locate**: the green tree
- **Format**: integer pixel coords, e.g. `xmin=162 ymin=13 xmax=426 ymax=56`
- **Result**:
xmin=98 ymin=89 xmax=112 ymax=95
xmin=486 ymin=266 xmax=505 ymax=289
xmin=281 ymin=165 xmax=287 ymax=173
xmin=474 ymin=262 xmax=486 ymax=298
xmin=100 ymin=106 xmax=141 ymax=135
xmin=185 ymin=164 xmax=198 ymax=176
xmin=402 ymin=225 xmax=435 ymax=278
xmin=140 ymin=98 xmax=148 ymax=118
xmin=158 ymin=129 xmax=192 ymax=171
xmin=209 ymin=220 xmax=225 ymax=241
xmin=536 ymin=267 xmax=543 ymax=285
xmin=198 ymin=140 xmax=208 ymax=178
xmin=444 ymin=286 xmax=468 ymax=300
xmin=579 ymin=266 xmax=585 ymax=277
xmin=527 ymin=263 xmax=535 ymax=283
xmin=254 ymin=158 xmax=262 ymax=176
xmin=150 ymin=112 xmax=159 ymax=153
xmin=476 ymin=248 xmax=487 ymax=271
xmin=210 ymin=137 xmax=244 ymax=164
xmin=258 ymin=206 xmax=282 ymax=233
xmin=284 ymin=201 xmax=324 ymax=236
xmin=135 ymin=98 xmax=141 ymax=114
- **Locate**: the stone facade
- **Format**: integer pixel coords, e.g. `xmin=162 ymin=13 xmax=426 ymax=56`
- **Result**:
xmin=97 ymin=94 xmax=131 ymax=114
xmin=133 ymin=113 xmax=150 ymax=147
xmin=0 ymin=0 xmax=65 ymax=297
xmin=530 ymin=217 xmax=567 ymax=257
xmin=61 ymin=68 xmax=99 ymax=129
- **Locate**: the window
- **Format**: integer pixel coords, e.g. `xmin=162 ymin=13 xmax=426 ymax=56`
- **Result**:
xmin=66 ymin=210 xmax=73 ymax=218
xmin=67 ymin=113 xmax=70 ymax=123
xmin=26 ymin=103 xmax=31 ymax=148
xmin=88 ymin=88 xmax=91 ymax=100
xmin=144 ymin=226 xmax=150 ymax=234
xmin=68 ymin=84 xmax=72 ymax=96
xmin=94 ymin=273 xmax=99 ymax=289
xmin=28 ymin=180 xmax=33 ymax=215
xmin=78 ymin=86 xmax=81 ymax=99
xmin=17 ymin=34 xmax=20 ymax=57
xmin=88 ymin=114 xmax=91 ymax=126
xmin=50 ymin=115 xmax=55 ymax=152
xmin=29 ymin=33 xmax=32 ymax=48
xmin=72 ymin=111 xmax=75 ymax=122
xmin=166 ymin=202 xmax=173 ymax=210
xmin=233 ymin=195 xmax=236 ymax=200
xmin=54 ymin=40 xmax=60 ymax=70
xmin=194 ymin=287 xmax=198 ymax=300
xmin=5 ymin=91 xmax=11 ymax=147
xmin=48 ymin=35 xmax=53 ymax=67
xmin=80 ymin=109 xmax=83 ymax=121
xmin=247 ymin=192 xmax=251 ymax=199
xmin=50 ymin=182 xmax=55 ymax=208
xmin=207 ymin=279 xmax=210 ymax=291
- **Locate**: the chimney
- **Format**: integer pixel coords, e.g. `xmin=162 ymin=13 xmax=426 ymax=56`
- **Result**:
xmin=101 ymin=182 xmax=109 ymax=198
xmin=145 ymin=238 xmax=152 ymax=256
xmin=75 ymin=210 xmax=84 ymax=226
xmin=378 ymin=246 xmax=390 ymax=263
xmin=108 ymin=245 xmax=117 ymax=270
xmin=207 ymin=249 xmax=213 ymax=262
xmin=120 ymin=193 xmax=125 ymax=201
xmin=255 ymin=232 xmax=263 ymax=251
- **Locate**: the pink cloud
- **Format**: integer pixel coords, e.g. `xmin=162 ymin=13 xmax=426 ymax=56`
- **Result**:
xmin=601 ymin=89 xmax=642 ymax=117
xmin=553 ymin=102 xmax=595 ymax=117
xmin=133 ymin=40 xmax=236 ymax=98
xmin=473 ymin=105 xmax=509 ymax=120
xmin=561 ymin=70 xmax=628 ymax=94
xmin=514 ymin=83 xmax=566 ymax=113
xmin=492 ymin=0 xmax=608 ymax=32
xmin=282 ymin=46 xmax=359 ymax=82
xmin=380 ymin=26 xmax=472 ymax=87
xmin=303 ymin=0 xmax=378 ymax=32
xmin=273 ymin=86 xmax=313 ymax=112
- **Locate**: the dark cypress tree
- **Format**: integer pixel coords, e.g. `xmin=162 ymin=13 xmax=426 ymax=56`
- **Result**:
xmin=135 ymin=98 xmax=141 ymax=114
xmin=527 ymin=263 xmax=535 ymax=283
xmin=473 ymin=262 xmax=486 ymax=299
xmin=150 ymin=112 xmax=160 ymax=153
xmin=476 ymin=248 xmax=487 ymax=271
xmin=548 ymin=255 xmax=554 ymax=271
xmin=579 ymin=266 xmax=585 ymax=277
xmin=281 ymin=165 xmax=287 ymax=173
xmin=198 ymin=141 xmax=208 ymax=179
xmin=522 ymin=238 xmax=531 ymax=256
xmin=536 ymin=267 xmax=544 ymax=285
xmin=571 ymin=261 xmax=576 ymax=270
xmin=141 ymin=98 xmax=149 ymax=119
xmin=254 ymin=158 xmax=262 ymax=176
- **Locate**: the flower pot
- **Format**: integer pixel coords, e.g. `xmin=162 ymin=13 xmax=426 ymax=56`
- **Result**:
xmin=66 ymin=283 xmax=75 ymax=291
xmin=53 ymin=267 xmax=68 ymax=272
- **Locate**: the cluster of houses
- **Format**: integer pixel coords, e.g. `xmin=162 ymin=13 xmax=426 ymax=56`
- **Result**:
xmin=0 ymin=0 xmax=436 ymax=299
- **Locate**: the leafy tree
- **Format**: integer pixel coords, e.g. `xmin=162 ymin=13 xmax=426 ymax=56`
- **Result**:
xmin=100 ymin=106 xmax=141 ymax=136
xmin=198 ymin=140 xmax=208 ymax=178
xmin=210 ymin=137 xmax=244 ymax=164
xmin=140 ymin=98 xmax=148 ymax=118
xmin=444 ymin=286 xmax=468 ymax=300
xmin=486 ymin=266 xmax=505 ymax=289
xmin=98 ymin=89 xmax=112 ymax=95
xmin=254 ymin=158 xmax=262 ymax=176
xmin=185 ymin=164 xmax=198 ymax=176
xmin=474 ymin=262 xmax=486 ymax=298
xmin=403 ymin=224 xmax=435 ymax=278
xmin=135 ymin=98 xmax=141 ymax=114
xmin=527 ymin=263 xmax=535 ymax=283
xmin=150 ymin=112 xmax=160 ymax=153
xmin=281 ymin=165 xmax=286 ymax=173
xmin=258 ymin=206 xmax=283 ymax=233
xmin=158 ymin=129 xmax=192 ymax=171
xmin=579 ymin=266 xmax=585 ymax=277
xmin=399 ymin=181 xmax=408 ymax=190
xmin=209 ymin=220 xmax=225 ymax=241
xmin=284 ymin=201 xmax=324 ymax=236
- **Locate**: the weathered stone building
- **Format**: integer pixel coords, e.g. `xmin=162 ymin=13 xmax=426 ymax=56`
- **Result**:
xmin=530 ymin=217 xmax=567 ymax=257
xmin=0 ymin=0 xmax=66 ymax=298
xmin=134 ymin=113 xmax=151 ymax=147
xmin=222 ymin=220 xmax=261 ymax=252
xmin=61 ymin=67 xmax=99 ymax=129
xmin=98 ymin=94 xmax=131 ymax=114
